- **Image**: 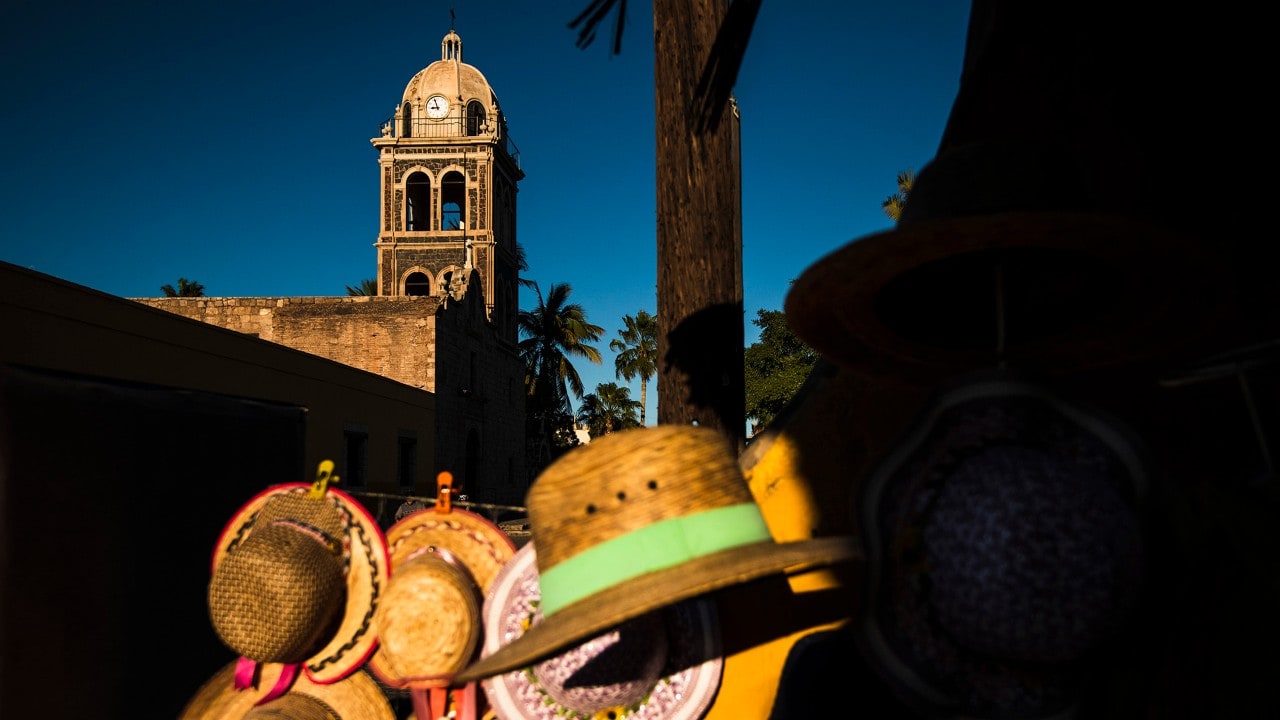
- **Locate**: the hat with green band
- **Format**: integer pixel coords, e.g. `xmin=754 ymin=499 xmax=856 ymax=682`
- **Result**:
xmin=455 ymin=425 xmax=860 ymax=683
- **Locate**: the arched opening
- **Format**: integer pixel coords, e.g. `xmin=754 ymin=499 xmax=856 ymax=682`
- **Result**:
xmin=405 ymin=271 xmax=431 ymax=296
xmin=441 ymin=171 xmax=465 ymax=230
xmin=466 ymin=100 xmax=486 ymax=136
xmin=401 ymin=101 xmax=413 ymax=138
xmin=406 ymin=172 xmax=431 ymax=231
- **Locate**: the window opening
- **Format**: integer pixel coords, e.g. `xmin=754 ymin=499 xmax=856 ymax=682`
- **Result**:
xmin=401 ymin=101 xmax=412 ymax=137
xmin=406 ymin=172 xmax=431 ymax=231
xmin=405 ymin=271 xmax=431 ymax=296
xmin=466 ymin=100 xmax=486 ymax=136
xmin=441 ymin=171 xmax=465 ymax=230
xmin=397 ymin=434 xmax=417 ymax=493
xmin=344 ymin=426 xmax=369 ymax=489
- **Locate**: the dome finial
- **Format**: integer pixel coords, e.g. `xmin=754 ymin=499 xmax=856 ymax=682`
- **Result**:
xmin=442 ymin=26 xmax=462 ymax=62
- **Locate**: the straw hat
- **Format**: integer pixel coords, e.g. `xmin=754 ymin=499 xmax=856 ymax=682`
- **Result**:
xmin=209 ymin=483 xmax=389 ymax=684
xmin=783 ymin=140 xmax=1225 ymax=386
xmin=857 ymin=374 xmax=1146 ymax=718
xmin=180 ymin=660 xmax=394 ymax=720
xmin=455 ymin=425 xmax=859 ymax=682
xmin=480 ymin=541 xmax=723 ymax=720
xmin=368 ymin=505 xmax=516 ymax=689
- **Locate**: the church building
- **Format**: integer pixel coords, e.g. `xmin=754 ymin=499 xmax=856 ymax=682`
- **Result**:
xmin=136 ymin=30 xmax=527 ymax=505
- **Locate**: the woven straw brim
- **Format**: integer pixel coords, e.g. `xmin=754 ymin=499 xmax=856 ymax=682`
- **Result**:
xmin=369 ymin=554 xmax=482 ymax=688
xmin=179 ymin=661 xmax=394 ymax=720
xmin=211 ymin=483 xmax=389 ymax=684
xmin=383 ymin=508 xmax=515 ymax=592
xmin=456 ymin=534 xmax=857 ymax=683
xmin=784 ymin=211 xmax=1224 ymax=385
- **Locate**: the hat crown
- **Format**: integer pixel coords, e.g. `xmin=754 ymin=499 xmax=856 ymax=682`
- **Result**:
xmin=209 ymin=495 xmax=348 ymax=663
xmin=528 ymin=426 xmax=751 ymax=571
xmin=374 ymin=553 xmax=482 ymax=682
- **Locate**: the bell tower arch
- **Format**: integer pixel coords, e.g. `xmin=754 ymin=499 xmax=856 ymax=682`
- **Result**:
xmin=371 ymin=29 xmax=524 ymax=343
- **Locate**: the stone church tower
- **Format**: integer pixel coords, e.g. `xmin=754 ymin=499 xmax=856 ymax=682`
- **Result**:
xmin=133 ymin=29 xmax=529 ymax=507
xmin=371 ymin=29 xmax=523 ymax=347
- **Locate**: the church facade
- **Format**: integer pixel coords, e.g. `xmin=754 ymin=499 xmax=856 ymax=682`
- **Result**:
xmin=137 ymin=30 xmax=527 ymax=505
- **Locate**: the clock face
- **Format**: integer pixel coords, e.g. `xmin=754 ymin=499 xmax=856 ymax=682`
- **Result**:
xmin=425 ymin=95 xmax=449 ymax=119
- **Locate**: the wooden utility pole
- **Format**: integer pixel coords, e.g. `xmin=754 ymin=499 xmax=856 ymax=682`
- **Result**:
xmin=653 ymin=0 xmax=745 ymax=450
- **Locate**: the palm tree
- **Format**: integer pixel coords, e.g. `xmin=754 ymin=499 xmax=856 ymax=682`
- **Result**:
xmin=610 ymin=309 xmax=658 ymax=426
xmin=161 ymin=278 xmax=205 ymax=297
xmin=345 ymin=278 xmax=378 ymax=296
xmin=578 ymin=382 xmax=641 ymax=437
xmin=517 ymin=281 xmax=604 ymax=420
xmin=881 ymin=169 xmax=915 ymax=222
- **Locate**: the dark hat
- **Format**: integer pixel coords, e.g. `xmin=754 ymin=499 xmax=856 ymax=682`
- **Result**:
xmin=857 ymin=374 xmax=1146 ymax=718
xmin=784 ymin=140 xmax=1226 ymax=386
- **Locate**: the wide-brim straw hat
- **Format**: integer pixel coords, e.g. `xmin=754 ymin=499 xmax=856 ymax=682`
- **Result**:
xmin=857 ymin=373 xmax=1146 ymax=718
xmin=369 ymin=505 xmax=516 ymax=688
xmin=480 ymin=541 xmax=723 ymax=720
xmin=180 ymin=660 xmax=395 ymax=720
xmin=783 ymin=140 xmax=1227 ymax=386
xmin=210 ymin=483 xmax=389 ymax=683
xmin=456 ymin=425 xmax=859 ymax=682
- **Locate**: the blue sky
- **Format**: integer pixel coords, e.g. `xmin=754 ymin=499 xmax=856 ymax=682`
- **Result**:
xmin=0 ymin=0 xmax=970 ymax=424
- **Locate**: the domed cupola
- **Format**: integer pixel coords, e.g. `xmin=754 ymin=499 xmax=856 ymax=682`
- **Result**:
xmin=389 ymin=30 xmax=504 ymax=140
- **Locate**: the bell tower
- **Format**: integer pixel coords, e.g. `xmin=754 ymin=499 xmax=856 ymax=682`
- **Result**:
xmin=371 ymin=29 xmax=524 ymax=340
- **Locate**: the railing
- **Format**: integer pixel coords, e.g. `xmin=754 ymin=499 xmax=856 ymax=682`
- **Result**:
xmin=377 ymin=115 xmax=521 ymax=170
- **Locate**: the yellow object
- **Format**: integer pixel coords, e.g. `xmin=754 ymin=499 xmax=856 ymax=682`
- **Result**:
xmin=310 ymin=459 xmax=339 ymax=499
xmin=704 ymin=362 xmax=925 ymax=719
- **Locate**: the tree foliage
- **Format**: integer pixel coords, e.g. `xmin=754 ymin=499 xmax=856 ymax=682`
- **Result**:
xmin=161 ymin=278 xmax=205 ymax=297
xmin=518 ymin=282 xmax=604 ymax=470
xmin=610 ymin=309 xmax=658 ymax=426
xmin=345 ymin=278 xmax=378 ymax=296
xmin=881 ymin=169 xmax=915 ymax=222
xmin=743 ymin=309 xmax=817 ymax=434
xmin=578 ymin=381 xmax=642 ymax=437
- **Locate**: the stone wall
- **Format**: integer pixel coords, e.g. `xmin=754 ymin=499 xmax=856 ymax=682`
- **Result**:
xmin=135 ymin=296 xmax=441 ymax=391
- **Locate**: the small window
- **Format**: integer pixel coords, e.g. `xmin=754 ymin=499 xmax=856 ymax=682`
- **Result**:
xmin=397 ymin=433 xmax=417 ymax=494
xmin=344 ymin=425 xmax=369 ymax=489
xmin=401 ymin=101 xmax=412 ymax=137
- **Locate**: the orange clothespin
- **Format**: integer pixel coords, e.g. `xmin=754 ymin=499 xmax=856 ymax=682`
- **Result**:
xmin=309 ymin=459 xmax=339 ymax=500
xmin=436 ymin=471 xmax=454 ymax=514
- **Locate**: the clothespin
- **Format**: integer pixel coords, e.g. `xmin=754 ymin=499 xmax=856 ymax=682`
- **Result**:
xmin=310 ymin=459 xmax=339 ymax=500
xmin=436 ymin=471 xmax=454 ymax=514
